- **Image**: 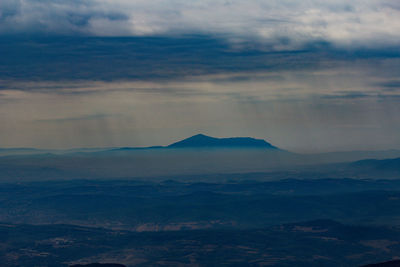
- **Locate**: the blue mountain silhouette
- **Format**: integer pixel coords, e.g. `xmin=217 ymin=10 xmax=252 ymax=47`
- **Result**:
xmin=167 ymin=134 xmax=278 ymax=149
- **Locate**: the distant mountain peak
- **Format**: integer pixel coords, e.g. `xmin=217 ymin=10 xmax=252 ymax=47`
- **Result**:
xmin=167 ymin=134 xmax=278 ymax=149
xmin=193 ymin=133 xmax=207 ymax=137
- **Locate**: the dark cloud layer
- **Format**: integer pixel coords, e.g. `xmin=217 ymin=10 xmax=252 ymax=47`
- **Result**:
xmin=0 ymin=36 xmax=399 ymax=83
xmin=377 ymin=81 xmax=400 ymax=91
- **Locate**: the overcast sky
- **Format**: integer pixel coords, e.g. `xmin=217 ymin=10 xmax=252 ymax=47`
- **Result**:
xmin=2 ymin=0 xmax=400 ymax=48
xmin=0 ymin=0 xmax=399 ymax=152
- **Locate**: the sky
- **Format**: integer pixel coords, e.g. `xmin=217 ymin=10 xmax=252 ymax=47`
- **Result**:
xmin=0 ymin=0 xmax=400 ymax=152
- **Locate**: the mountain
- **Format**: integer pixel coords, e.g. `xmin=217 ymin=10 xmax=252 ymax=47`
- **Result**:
xmin=331 ymin=157 xmax=400 ymax=179
xmin=167 ymin=134 xmax=278 ymax=149
xmin=350 ymin=157 xmax=400 ymax=171
xmin=70 ymin=264 xmax=126 ymax=267
xmin=360 ymin=260 xmax=400 ymax=267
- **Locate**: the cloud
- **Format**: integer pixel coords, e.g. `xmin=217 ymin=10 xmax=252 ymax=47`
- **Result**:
xmin=376 ymin=80 xmax=400 ymax=91
xmin=0 ymin=0 xmax=399 ymax=50
xmin=35 ymin=113 xmax=118 ymax=123
xmin=2 ymin=35 xmax=399 ymax=83
xmin=0 ymin=36 xmax=335 ymax=82
xmin=318 ymin=92 xmax=372 ymax=100
xmin=0 ymin=0 xmax=130 ymax=35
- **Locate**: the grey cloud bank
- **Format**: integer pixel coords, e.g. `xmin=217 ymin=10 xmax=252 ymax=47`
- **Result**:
xmin=1 ymin=36 xmax=399 ymax=83
xmin=1 ymin=0 xmax=400 ymax=49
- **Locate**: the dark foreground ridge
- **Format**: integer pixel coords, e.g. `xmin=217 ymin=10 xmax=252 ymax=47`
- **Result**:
xmin=168 ymin=134 xmax=278 ymax=149
xmin=70 ymin=264 xmax=126 ymax=267
xmin=3 ymin=219 xmax=400 ymax=266
xmin=360 ymin=260 xmax=400 ymax=267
